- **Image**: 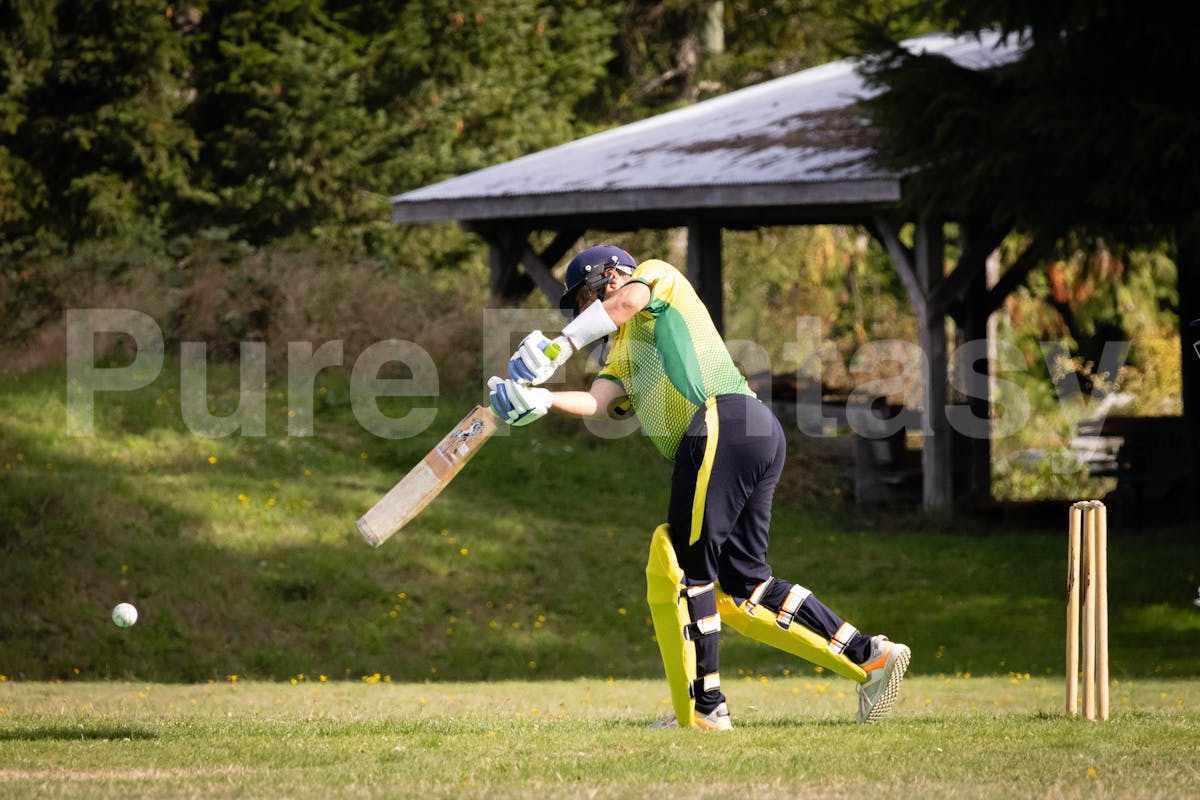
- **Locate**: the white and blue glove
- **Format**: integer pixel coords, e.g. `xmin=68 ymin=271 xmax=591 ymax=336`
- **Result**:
xmin=488 ymin=377 xmax=553 ymax=427
xmin=507 ymin=330 xmax=572 ymax=385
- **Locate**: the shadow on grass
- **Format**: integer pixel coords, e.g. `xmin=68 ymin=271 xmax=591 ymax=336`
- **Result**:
xmin=0 ymin=726 xmax=157 ymax=742
xmin=2 ymin=369 xmax=1198 ymax=683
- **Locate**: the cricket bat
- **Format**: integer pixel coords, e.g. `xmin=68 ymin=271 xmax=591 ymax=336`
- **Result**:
xmin=356 ymin=405 xmax=500 ymax=547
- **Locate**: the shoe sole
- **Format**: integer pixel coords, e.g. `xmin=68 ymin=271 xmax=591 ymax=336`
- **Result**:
xmin=864 ymin=645 xmax=911 ymax=723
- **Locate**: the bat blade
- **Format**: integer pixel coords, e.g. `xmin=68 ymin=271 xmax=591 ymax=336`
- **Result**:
xmin=357 ymin=405 xmax=500 ymax=547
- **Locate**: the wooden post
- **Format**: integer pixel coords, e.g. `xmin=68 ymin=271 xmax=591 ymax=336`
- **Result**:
xmin=483 ymin=226 xmax=531 ymax=305
xmin=1082 ymin=503 xmax=1097 ymax=721
xmin=915 ymin=220 xmax=952 ymax=511
xmin=687 ymin=219 xmax=724 ymax=334
xmin=1177 ymin=220 xmax=1200 ymax=520
xmin=1096 ymin=502 xmax=1109 ymax=721
xmin=956 ymin=240 xmax=994 ymax=508
xmin=1066 ymin=503 xmax=1082 ymax=716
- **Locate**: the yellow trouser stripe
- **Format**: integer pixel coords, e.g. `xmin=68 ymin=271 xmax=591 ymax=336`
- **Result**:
xmin=689 ymin=396 xmax=720 ymax=546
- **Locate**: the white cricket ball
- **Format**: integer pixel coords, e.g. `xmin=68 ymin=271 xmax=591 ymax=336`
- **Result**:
xmin=111 ymin=602 xmax=138 ymax=628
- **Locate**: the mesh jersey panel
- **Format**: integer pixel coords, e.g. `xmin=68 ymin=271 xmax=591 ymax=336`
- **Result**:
xmin=597 ymin=259 xmax=753 ymax=459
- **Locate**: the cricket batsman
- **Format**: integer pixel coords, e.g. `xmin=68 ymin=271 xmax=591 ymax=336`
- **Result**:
xmin=488 ymin=244 xmax=910 ymax=729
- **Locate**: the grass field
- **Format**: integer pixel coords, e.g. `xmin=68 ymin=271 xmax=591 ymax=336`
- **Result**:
xmin=2 ymin=363 xmax=1198 ymax=683
xmin=2 ymin=363 xmax=1199 ymax=797
xmin=2 ymin=678 xmax=1199 ymax=798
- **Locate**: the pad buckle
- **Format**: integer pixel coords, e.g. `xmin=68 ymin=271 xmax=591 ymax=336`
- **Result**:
xmin=743 ymin=577 xmax=773 ymax=615
xmin=683 ymin=614 xmax=721 ymax=640
xmin=828 ymin=622 xmax=858 ymax=655
xmin=775 ymin=584 xmax=812 ymax=630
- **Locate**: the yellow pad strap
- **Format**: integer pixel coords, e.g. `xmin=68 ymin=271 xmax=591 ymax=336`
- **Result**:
xmin=716 ymin=590 xmax=867 ymax=684
xmin=689 ymin=396 xmax=720 ymax=546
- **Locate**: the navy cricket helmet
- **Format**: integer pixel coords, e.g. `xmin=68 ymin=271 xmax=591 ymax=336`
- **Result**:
xmin=559 ymin=245 xmax=637 ymax=314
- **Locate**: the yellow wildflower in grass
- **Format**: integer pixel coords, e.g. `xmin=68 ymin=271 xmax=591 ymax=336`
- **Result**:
xmin=362 ymin=672 xmax=382 ymax=684
xmin=318 ymin=675 xmax=328 ymax=683
xmin=266 ymin=497 xmax=276 ymax=508
xmin=237 ymin=494 xmax=249 ymax=505
xmin=208 ymin=455 xmax=218 ymax=465
xmin=460 ymin=547 xmax=469 ymax=556
xmin=227 ymin=674 xmax=238 ymax=684
xmin=1088 ymin=767 xmax=1098 ymax=779
xmin=290 ymin=678 xmax=298 ymax=686
xmin=617 ymin=607 xmax=627 ymax=615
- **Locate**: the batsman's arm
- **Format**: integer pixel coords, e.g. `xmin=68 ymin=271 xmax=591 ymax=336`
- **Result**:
xmin=550 ymin=378 xmax=626 ymax=419
xmin=598 ymin=281 xmax=651 ymax=326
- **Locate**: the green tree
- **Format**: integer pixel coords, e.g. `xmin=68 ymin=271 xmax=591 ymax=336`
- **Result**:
xmin=182 ymin=1 xmax=390 ymax=243
xmin=0 ymin=0 xmax=203 ymax=254
xmin=850 ymin=1 xmax=1200 ymax=515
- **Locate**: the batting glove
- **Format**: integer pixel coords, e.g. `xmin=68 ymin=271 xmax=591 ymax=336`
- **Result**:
xmin=488 ymin=377 xmax=553 ymax=427
xmin=506 ymin=330 xmax=572 ymax=385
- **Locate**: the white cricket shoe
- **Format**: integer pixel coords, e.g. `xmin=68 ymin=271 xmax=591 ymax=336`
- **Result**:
xmin=856 ymin=635 xmax=911 ymax=723
xmin=649 ymin=702 xmax=733 ymax=731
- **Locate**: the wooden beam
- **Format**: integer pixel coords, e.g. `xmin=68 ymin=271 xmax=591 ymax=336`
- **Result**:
xmin=870 ymin=216 xmax=926 ymax=318
xmin=519 ymin=248 xmax=564 ymax=306
xmin=929 ymin=223 xmax=1006 ymax=315
xmin=1176 ymin=218 xmax=1200 ymax=520
xmin=519 ymin=228 xmax=584 ymax=306
xmin=914 ymin=219 xmax=953 ymax=512
xmin=475 ymin=224 xmax=533 ymax=304
xmin=956 ymin=244 xmax=993 ymax=509
xmin=985 ymin=236 xmax=1052 ymax=314
xmin=687 ymin=219 xmax=724 ymax=333
xmin=538 ymin=228 xmax=585 ymax=272
xmin=392 ymin=179 xmax=904 ymax=224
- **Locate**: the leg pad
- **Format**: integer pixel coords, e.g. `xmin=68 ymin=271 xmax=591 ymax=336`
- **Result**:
xmin=646 ymin=524 xmax=698 ymax=726
xmin=716 ymin=590 xmax=868 ymax=684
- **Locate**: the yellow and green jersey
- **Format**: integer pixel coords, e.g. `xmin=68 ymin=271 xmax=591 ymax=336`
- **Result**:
xmin=597 ymin=259 xmax=753 ymax=460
